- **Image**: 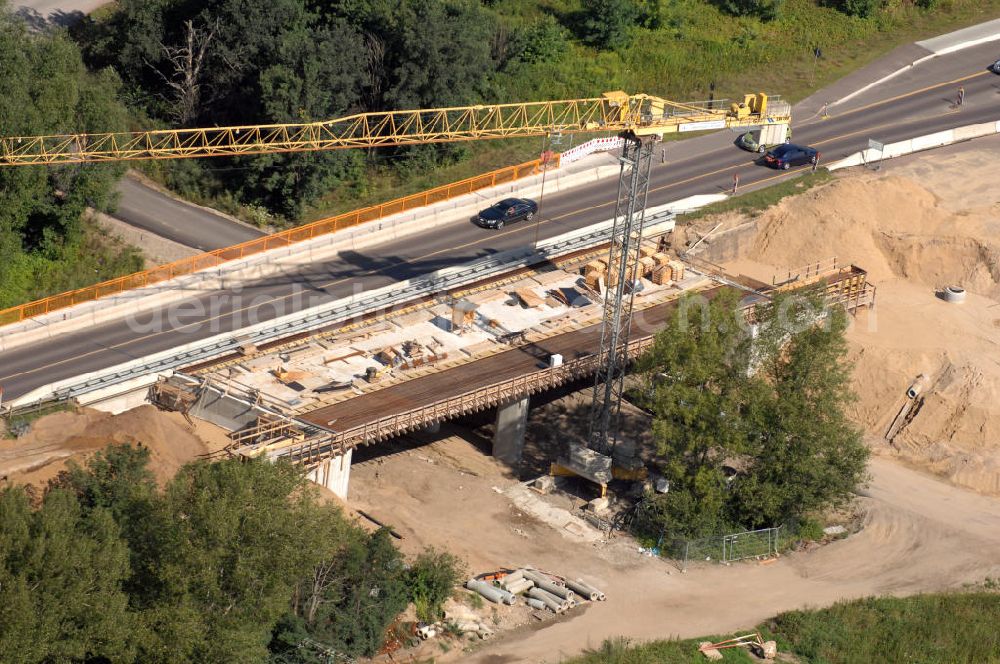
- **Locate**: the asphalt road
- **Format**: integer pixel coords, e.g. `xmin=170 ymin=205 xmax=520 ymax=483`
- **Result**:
xmin=114 ymin=177 xmax=265 ymax=251
xmin=2 ymin=46 xmax=1000 ymax=401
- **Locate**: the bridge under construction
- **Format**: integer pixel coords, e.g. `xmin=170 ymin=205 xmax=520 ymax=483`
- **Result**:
xmin=149 ymin=239 xmax=873 ymax=498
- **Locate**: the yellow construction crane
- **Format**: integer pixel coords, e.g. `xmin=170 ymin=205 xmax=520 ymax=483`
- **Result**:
xmin=0 ymin=88 xmax=791 ymax=477
xmin=0 ymin=91 xmax=786 ymax=166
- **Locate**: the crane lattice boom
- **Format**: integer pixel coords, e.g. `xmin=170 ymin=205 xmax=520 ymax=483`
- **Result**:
xmin=0 ymin=91 xmax=786 ymax=166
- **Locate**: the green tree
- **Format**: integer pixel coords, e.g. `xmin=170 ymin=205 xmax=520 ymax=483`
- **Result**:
xmin=124 ymin=459 xmax=340 ymax=662
xmin=0 ymin=8 xmax=130 ymax=307
xmin=729 ymin=294 xmax=868 ymax=528
xmin=407 ymin=548 xmax=465 ymax=621
xmin=277 ymin=527 xmax=410 ymax=658
xmin=0 ymin=486 xmax=136 ymax=662
xmin=637 ymin=289 xmax=758 ymax=535
xmin=518 ymin=15 xmax=570 ymax=65
xmin=581 ymin=0 xmax=640 ymax=50
xmin=636 ymin=288 xmax=867 ymax=537
xmin=836 ymin=0 xmax=880 ymax=18
xmin=51 ymin=443 xmax=157 ymax=522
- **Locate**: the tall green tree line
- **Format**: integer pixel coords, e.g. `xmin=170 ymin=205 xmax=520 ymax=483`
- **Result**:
xmin=72 ymin=0 xmax=503 ymax=219
xmin=0 ymin=5 xmax=140 ymax=309
xmin=0 ymin=445 xmax=463 ymax=663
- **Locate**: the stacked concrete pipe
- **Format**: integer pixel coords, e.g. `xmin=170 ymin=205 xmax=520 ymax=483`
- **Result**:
xmin=526 ymin=597 xmax=548 ymax=611
xmin=563 ymin=578 xmax=607 ymax=602
xmin=522 ymin=570 xmax=574 ymax=601
xmin=465 ymin=579 xmax=516 ymax=605
xmin=527 ymin=587 xmax=569 ymax=613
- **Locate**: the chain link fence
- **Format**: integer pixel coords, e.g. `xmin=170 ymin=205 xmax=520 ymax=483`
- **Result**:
xmin=627 ymin=499 xmax=782 ymax=571
xmin=666 ymin=527 xmax=782 ymax=570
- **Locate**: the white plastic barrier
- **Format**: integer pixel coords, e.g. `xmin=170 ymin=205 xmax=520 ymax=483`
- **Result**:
xmin=559 ymin=137 xmax=623 ymax=164
xmin=825 ymin=120 xmax=1000 ymax=171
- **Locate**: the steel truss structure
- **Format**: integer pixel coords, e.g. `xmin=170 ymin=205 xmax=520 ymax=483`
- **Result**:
xmin=588 ymin=131 xmax=655 ymax=455
xmin=0 ymin=93 xmax=782 ymax=166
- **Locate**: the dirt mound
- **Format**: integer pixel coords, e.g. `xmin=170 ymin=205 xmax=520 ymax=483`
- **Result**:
xmin=720 ymin=150 xmax=1000 ymax=496
xmin=0 ymin=405 xmax=225 ymax=489
xmin=748 ymin=175 xmax=1000 ymax=298
xmin=847 ymin=285 xmax=1000 ymax=497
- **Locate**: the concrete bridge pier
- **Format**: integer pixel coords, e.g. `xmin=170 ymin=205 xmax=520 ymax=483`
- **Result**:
xmin=306 ymin=449 xmax=353 ymax=499
xmin=493 ymin=396 xmax=529 ymax=465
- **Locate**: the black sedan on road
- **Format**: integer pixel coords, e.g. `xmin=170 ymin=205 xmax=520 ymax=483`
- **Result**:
xmin=476 ymin=198 xmax=538 ymax=229
xmin=762 ymin=143 xmax=818 ymax=170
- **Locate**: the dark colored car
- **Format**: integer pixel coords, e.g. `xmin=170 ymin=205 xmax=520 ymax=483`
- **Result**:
xmin=476 ymin=198 xmax=538 ymax=229
xmin=991 ymin=59 xmax=1000 ymax=74
xmin=763 ymin=143 xmax=818 ymax=170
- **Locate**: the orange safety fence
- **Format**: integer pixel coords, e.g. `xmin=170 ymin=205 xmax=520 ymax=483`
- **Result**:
xmin=0 ymin=154 xmax=558 ymax=328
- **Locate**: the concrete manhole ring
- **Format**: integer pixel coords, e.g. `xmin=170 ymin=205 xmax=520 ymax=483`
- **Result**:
xmin=942 ymin=285 xmax=967 ymax=303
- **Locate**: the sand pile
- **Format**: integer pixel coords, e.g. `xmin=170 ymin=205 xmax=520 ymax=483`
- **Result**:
xmin=0 ymin=405 xmax=224 ymax=489
xmin=846 ymin=280 xmax=1000 ymax=496
xmin=717 ymin=147 xmax=1000 ymax=495
xmin=748 ymin=175 xmax=1000 ymax=298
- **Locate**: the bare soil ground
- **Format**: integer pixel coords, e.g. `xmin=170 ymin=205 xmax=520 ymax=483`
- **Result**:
xmin=694 ymin=140 xmax=1000 ymax=497
xmin=346 ymin=428 xmax=1000 ymax=664
xmin=0 ymin=405 xmax=229 ymax=488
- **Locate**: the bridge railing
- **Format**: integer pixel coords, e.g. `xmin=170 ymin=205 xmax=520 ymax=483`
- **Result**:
xmin=0 ymin=155 xmax=555 ymax=327
xmin=273 ymin=335 xmax=659 ymax=464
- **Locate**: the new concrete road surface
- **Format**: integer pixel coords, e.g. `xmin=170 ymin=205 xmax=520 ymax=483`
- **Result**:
xmin=114 ymin=177 xmax=265 ymax=252
xmin=2 ymin=43 xmax=1000 ymax=401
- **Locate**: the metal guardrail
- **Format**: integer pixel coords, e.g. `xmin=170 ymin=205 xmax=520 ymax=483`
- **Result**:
xmin=21 ymin=212 xmax=675 ymax=408
xmin=0 ymin=157 xmax=551 ymax=327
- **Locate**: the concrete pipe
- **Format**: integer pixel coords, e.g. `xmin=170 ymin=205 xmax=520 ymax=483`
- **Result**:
xmin=522 ymin=570 xmax=575 ymax=601
xmin=503 ymin=578 xmax=534 ymax=595
xmin=503 ymin=570 xmax=525 ymax=583
xmin=533 ymin=587 xmax=570 ymax=612
xmin=563 ymin=579 xmax=601 ymax=601
xmin=526 ymin=597 xmax=547 ymax=611
xmin=907 ymin=374 xmax=928 ymax=400
xmin=527 ymin=587 xmax=565 ymax=613
xmin=495 ymin=587 xmax=518 ymax=606
xmin=453 ymin=621 xmax=482 ymax=634
xmin=942 ymin=286 xmax=967 ymax=303
xmin=466 ymin=579 xmax=506 ymax=604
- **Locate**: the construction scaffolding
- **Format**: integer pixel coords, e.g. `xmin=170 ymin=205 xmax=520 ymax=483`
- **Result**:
xmin=588 ymin=131 xmax=656 ymax=456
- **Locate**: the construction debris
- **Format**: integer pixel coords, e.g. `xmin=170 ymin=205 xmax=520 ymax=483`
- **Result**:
xmin=698 ymin=642 xmax=723 ymax=661
xmin=754 ymin=640 xmax=778 ymax=660
xmin=698 ymin=633 xmax=770 ymax=660
xmin=514 ymin=287 xmax=546 ymax=309
xmin=465 ymin=567 xmax=607 ymax=615
xmin=532 ymin=475 xmax=556 ymax=494
xmin=554 ymin=443 xmax=613 ymax=485
xmin=451 ymin=299 xmax=478 ymax=332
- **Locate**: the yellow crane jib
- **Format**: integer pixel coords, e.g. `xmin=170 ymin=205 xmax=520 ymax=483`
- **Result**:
xmin=0 ymin=92 xmax=789 ymax=166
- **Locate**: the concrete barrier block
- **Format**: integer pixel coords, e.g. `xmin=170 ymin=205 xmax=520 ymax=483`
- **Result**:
xmin=825 ymin=153 xmax=864 ymax=171
xmin=953 ymin=122 xmax=996 ymax=141
xmin=911 ymin=130 xmax=954 ymax=152
xmin=884 ymin=140 xmax=912 ymax=159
